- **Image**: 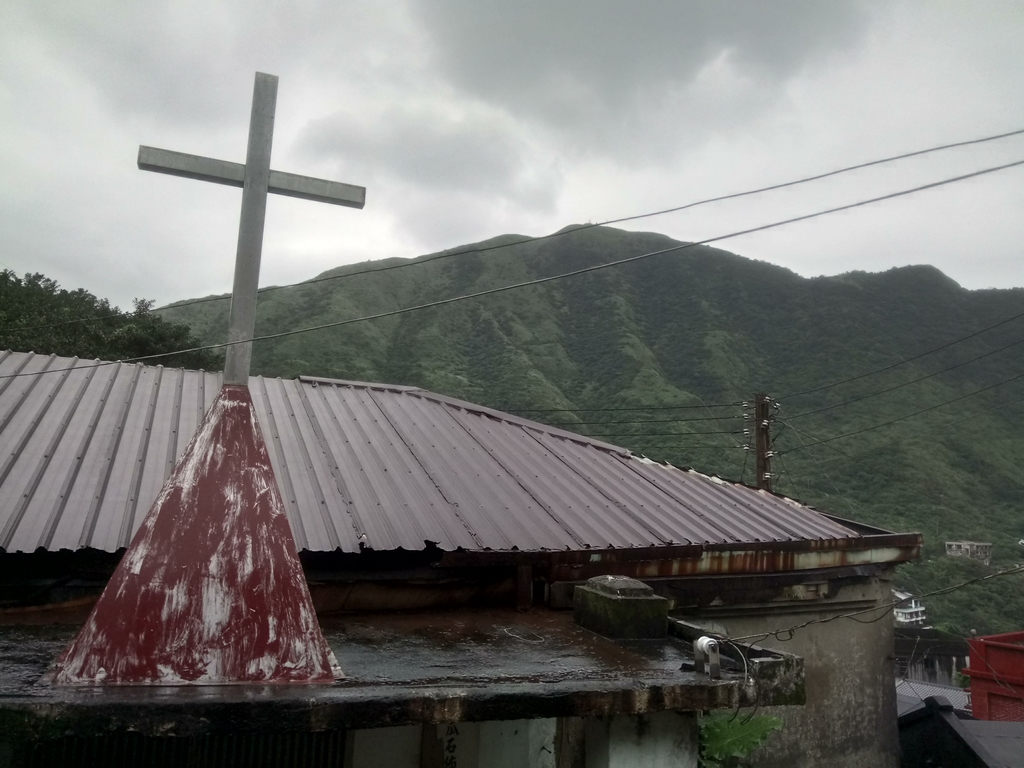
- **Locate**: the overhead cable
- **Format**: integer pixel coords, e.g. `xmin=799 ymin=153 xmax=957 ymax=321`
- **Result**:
xmin=728 ymin=563 xmax=1024 ymax=645
xmin=579 ymin=429 xmax=744 ymax=439
xmin=786 ymin=333 xmax=1024 ymax=420
xmin=504 ymin=402 xmax=740 ymax=412
xmin=780 ymin=390 xmax=1024 ymax=469
xmin=780 ymin=366 xmax=1024 ymax=455
xmin=781 ymin=309 xmax=1024 ymax=400
xmin=5 ymin=126 xmax=1024 ymax=334
xmin=4 ymin=156 xmax=1024 ymax=382
xmin=541 ymin=414 xmax=742 ymax=426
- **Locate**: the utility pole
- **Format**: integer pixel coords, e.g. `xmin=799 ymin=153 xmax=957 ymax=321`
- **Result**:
xmin=753 ymin=392 xmax=773 ymax=492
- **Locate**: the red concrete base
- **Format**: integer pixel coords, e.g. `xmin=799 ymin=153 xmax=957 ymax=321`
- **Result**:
xmin=51 ymin=385 xmax=337 ymax=684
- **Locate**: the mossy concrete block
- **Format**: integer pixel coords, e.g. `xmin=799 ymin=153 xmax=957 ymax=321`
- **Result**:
xmin=573 ymin=575 xmax=668 ymax=639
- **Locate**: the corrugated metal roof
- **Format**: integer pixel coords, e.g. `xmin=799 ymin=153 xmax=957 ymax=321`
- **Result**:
xmin=0 ymin=350 xmax=860 ymax=554
xmin=896 ymin=678 xmax=971 ymax=713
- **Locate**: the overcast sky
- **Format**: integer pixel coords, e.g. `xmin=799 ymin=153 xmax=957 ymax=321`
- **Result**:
xmin=2 ymin=1 xmax=1023 ymax=310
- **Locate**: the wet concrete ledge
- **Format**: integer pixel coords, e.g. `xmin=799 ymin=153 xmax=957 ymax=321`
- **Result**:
xmin=0 ymin=609 xmax=802 ymax=741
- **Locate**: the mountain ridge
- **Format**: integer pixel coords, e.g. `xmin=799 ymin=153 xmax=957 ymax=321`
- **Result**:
xmin=158 ymin=225 xmax=1024 ymax=633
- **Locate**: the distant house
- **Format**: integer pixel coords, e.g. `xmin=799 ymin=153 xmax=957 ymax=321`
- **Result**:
xmin=0 ymin=350 xmax=922 ymax=768
xmin=946 ymin=540 xmax=992 ymax=566
xmin=894 ymin=589 xmax=928 ymax=627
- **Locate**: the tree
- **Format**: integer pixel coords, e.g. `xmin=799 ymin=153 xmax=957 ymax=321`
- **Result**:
xmin=0 ymin=270 xmax=220 ymax=370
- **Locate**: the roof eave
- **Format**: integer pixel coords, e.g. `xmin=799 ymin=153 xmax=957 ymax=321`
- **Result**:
xmin=440 ymin=532 xmax=922 ymax=580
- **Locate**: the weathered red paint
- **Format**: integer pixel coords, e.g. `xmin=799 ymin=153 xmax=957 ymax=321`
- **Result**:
xmin=51 ymin=385 xmax=336 ymax=685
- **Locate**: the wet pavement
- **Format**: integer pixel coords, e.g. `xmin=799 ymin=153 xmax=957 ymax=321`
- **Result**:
xmin=320 ymin=609 xmax=690 ymax=686
xmin=0 ymin=609 xmax=799 ymax=738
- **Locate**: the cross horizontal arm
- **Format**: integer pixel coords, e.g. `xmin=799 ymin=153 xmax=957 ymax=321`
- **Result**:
xmin=138 ymin=146 xmax=365 ymax=209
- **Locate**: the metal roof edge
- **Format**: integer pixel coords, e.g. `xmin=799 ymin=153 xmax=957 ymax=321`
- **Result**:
xmin=294 ymin=374 xmax=423 ymax=393
xmin=439 ymin=532 xmax=922 ymax=571
xmin=627 ymin=458 xmax=868 ymax=534
xmin=818 ymin=512 xmax=903 ymax=536
xmin=0 ymin=349 xmax=222 ymax=375
xmin=416 ymin=391 xmax=631 ymax=455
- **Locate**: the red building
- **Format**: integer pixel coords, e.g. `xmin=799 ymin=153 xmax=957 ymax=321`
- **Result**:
xmin=964 ymin=630 xmax=1024 ymax=720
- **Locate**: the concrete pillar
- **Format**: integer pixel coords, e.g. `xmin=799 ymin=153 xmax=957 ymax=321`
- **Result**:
xmin=345 ymin=724 xmax=422 ymax=768
xmin=686 ymin=574 xmax=898 ymax=768
xmin=585 ymin=712 xmax=698 ymax=768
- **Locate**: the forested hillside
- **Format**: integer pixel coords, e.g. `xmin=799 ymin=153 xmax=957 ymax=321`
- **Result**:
xmin=0 ymin=270 xmax=217 ymax=370
xmin=159 ymin=225 xmax=1024 ymax=634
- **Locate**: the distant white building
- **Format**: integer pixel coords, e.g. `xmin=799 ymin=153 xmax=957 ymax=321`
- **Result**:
xmin=893 ymin=590 xmax=927 ymax=627
xmin=945 ymin=541 xmax=992 ymax=566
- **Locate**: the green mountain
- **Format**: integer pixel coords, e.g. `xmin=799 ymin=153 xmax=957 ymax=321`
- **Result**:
xmin=160 ymin=225 xmax=1024 ymax=635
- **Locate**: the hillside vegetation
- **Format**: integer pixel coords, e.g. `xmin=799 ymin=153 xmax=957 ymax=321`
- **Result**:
xmin=0 ymin=270 xmax=217 ymax=370
xmin=159 ymin=225 xmax=1024 ymax=635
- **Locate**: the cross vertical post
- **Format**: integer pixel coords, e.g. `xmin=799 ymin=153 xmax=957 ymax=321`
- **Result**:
xmin=135 ymin=71 xmax=365 ymax=384
xmin=225 ymin=73 xmax=278 ymax=385
xmin=50 ymin=72 xmax=367 ymax=686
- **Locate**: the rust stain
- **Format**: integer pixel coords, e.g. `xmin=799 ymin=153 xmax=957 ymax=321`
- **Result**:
xmin=441 ymin=534 xmax=921 ymax=581
xmin=50 ymin=386 xmax=335 ymax=685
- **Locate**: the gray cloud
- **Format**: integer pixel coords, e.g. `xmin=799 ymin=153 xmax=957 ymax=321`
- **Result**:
xmin=13 ymin=2 xmax=419 ymax=130
xmin=1 ymin=0 xmax=1023 ymax=312
xmin=299 ymin=104 xmax=562 ymax=208
xmin=408 ymin=0 xmax=870 ymax=156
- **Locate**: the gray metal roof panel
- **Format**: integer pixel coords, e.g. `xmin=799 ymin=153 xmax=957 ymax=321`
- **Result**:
xmin=534 ymin=432 xmax=735 ymax=545
xmin=895 ymin=678 xmax=971 ymax=712
xmin=447 ymin=412 xmax=632 ymax=548
xmin=0 ymin=351 xmax=862 ymax=556
xmin=305 ymin=382 xmax=437 ymax=551
xmin=372 ymin=390 xmax=545 ymax=550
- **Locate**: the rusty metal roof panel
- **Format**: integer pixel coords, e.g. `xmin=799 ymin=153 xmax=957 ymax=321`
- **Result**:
xmin=0 ymin=351 xmax=863 ymax=556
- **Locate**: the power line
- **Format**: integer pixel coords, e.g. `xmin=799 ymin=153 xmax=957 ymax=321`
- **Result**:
xmin=541 ymin=414 xmax=742 ymax=426
xmin=786 ymin=333 xmax=1024 ymax=420
xmin=780 ymin=365 xmax=1024 ymax=455
xmin=4 ymin=156 xmax=1024 ymax=382
xmin=728 ymin=563 xmax=1024 ymax=645
xmin=0 ymin=305 xmax=156 ymax=334
xmin=781 ymin=309 xmax=1024 ymax=400
xmin=162 ymin=126 xmax=1024 ymax=304
xmin=775 ymin=427 xmax=877 ymax=517
xmin=776 ymin=419 xmax=870 ymax=520
xmin=780 ymin=391 xmax=1024 ymax=470
xmin=504 ymin=402 xmax=740 ymax=412
xmin=774 ymin=417 xmax=1001 ymax=558
xmin=6 ymin=126 xmax=1024 ymax=335
xmin=578 ymin=429 xmax=744 ymax=439
xmin=773 ymin=450 xmax=802 ymax=499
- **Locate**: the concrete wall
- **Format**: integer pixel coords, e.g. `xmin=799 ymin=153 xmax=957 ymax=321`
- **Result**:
xmin=585 ymin=712 xmax=698 ymax=768
xmin=344 ymin=714 xmax=698 ymax=768
xmin=684 ymin=569 xmax=898 ymax=768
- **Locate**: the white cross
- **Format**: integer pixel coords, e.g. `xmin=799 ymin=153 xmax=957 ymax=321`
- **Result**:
xmin=138 ymin=72 xmax=365 ymax=385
